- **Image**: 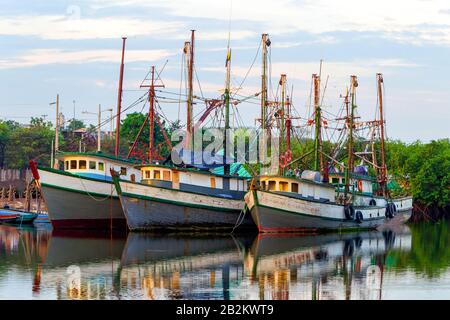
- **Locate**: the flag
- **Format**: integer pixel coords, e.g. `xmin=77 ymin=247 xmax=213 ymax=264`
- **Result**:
xmin=225 ymin=49 xmax=231 ymax=67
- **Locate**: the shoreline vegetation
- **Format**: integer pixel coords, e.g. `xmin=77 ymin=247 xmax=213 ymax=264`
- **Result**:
xmin=0 ymin=116 xmax=448 ymax=221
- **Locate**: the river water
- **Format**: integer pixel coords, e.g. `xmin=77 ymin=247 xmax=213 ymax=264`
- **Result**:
xmin=0 ymin=221 xmax=449 ymax=300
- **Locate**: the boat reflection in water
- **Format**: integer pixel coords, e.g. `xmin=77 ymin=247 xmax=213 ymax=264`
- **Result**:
xmin=41 ymin=229 xmax=127 ymax=300
xmin=0 ymin=225 xmax=52 ymax=299
xmin=119 ymin=233 xmax=256 ymax=300
xmin=0 ymin=224 xmax=421 ymax=300
xmin=245 ymin=226 xmax=412 ymax=300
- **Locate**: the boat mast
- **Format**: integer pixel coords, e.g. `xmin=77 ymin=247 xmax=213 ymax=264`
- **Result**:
xmin=148 ymin=67 xmax=155 ymax=163
xmin=261 ymin=33 xmax=269 ymax=130
xmin=280 ymin=74 xmax=287 ymax=154
xmin=377 ymin=73 xmax=388 ymax=197
xmin=313 ymin=73 xmax=323 ymax=173
xmin=115 ymin=37 xmax=127 ymax=157
xmin=345 ymin=75 xmax=358 ymax=198
xmin=186 ymin=30 xmax=195 ymax=151
xmin=223 ymin=47 xmax=232 ymax=175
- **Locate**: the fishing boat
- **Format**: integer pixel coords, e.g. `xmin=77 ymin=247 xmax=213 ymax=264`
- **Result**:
xmin=113 ymin=161 xmax=254 ymax=231
xmin=31 ymin=38 xmax=147 ymax=230
xmin=112 ymin=31 xmax=256 ymax=231
xmin=244 ymin=38 xmax=412 ymax=233
xmin=36 ymin=152 xmax=140 ymax=229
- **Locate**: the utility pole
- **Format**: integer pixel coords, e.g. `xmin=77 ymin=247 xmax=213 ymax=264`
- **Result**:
xmin=377 ymin=73 xmax=388 ymax=197
xmin=50 ymin=138 xmax=54 ymax=168
xmin=97 ymin=104 xmax=101 ymax=152
xmin=345 ymin=75 xmax=358 ymax=199
xmin=50 ymin=94 xmax=59 ymax=169
xmin=115 ymin=37 xmax=127 ymax=157
xmin=83 ymin=105 xmax=111 ymax=153
xmin=109 ymin=109 xmax=114 ymax=137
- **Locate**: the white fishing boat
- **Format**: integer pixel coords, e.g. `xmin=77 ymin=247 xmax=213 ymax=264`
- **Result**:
xmin=113 ymin=162 xmax=255 ymax=231
xmin=37 ymin=152 xmax=140 ymax=229
xmin=244 ymin=44 xmax=412 ymax=233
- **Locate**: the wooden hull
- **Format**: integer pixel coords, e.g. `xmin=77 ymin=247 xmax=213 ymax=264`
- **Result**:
xmin=246 ymin=190 xmax=390 ymax=233
xmin=117 ymin=180 xmax=256 ymax=231
xmin=38 ymin=168 xmax=126 ymax=230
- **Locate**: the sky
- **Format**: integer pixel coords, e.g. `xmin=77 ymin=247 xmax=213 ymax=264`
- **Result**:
xmin=0 ymin=0 xmax=449 ymax=142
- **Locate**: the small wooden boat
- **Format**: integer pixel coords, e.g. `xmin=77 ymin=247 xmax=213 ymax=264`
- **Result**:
xmin=0 ymin=210 xmax=20 ymax=224
xmin=0 ymin=208 xmax=38 ymax=225
xmin=13 ymin=212 xmax=39 ymax=224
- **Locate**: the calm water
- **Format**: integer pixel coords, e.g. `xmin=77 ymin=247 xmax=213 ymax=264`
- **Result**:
xmin=0 ymin=221 xmax=449 ymax=300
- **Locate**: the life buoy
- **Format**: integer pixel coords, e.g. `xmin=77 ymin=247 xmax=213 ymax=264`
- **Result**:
xmin=369 ymin=199 xmax=377 ymax=206
xmin=279 ymin=154 xmax=287 ymax=169
xmin=355 ymin=211 xmax=364 ymax=224
xmin=385 ymin=204 xmax=394 ymax=219
xmin=392 ymin=203 xmax=397 ymax=213
xmin=344 ymin=204 xmax=355 ymax=220
xmin=285 ymin=150 xmax=293 ymax=163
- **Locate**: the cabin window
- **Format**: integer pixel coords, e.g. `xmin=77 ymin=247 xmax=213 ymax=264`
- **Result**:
xmin=210 ymin=177 xmax=216 ymax=188
xmin=268 ymin=181 xmax=276 ymax=191
xmin=65 ymin=161 xmax=69 ymax=170
xmin=173 ymin=171 xmax=179 ymax=184
xmin=279 ymin=181 xmax=288 ymax=192
xmin=332 ymin=178 xmax=339 ymax=184
xmin=89 ymin=161 xmax=96 ymax=170
xmin=291 ymin=183 xmax=299 ymax=193
xmin=130 ymin=174 xmax=136 ymax=182
xmin=261 ymin=181 xmax=266 ymax=190
xmin=120 ymin=167 xmax=127 ymax=176
xmin=79 ymin=160 xmax=87 ymax=170
xmin=145 ymin=170 xmax=151 ymax=179
xmin=98 ymin=162 xmax=104 ymax=171
xmin=154 ymin=170 xmax=161 ymax=180
xmin=70 ymin=160 xmax=77 ymax=169
xmin=341 ymin=178 xmax=346 ymax=184
xmin=163 ymin=171 xmax=171 ymax=181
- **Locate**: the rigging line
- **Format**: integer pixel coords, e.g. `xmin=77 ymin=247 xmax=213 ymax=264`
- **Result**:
xmin=231 ymin=42 xmax=261 ymax=99
xmin=193 ymin=65 xmax=205 ymax=99
xmin=82 ymin=92 xmax=148 ymax=136
xmin=178 ymin=53 xmax=184 ymax=122
xmin=155 ymin=60 xmax=169 ymax=84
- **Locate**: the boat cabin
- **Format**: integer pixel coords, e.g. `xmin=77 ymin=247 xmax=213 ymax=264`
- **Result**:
xmin=138 ymin=164 xmax=248 ymax=199
xmin=57 ymin=152 xmax=141 ymax=182
xmin=329 ymin=172 xmax=375 ymax=195
xmin=259 ymin=175 xmax=336 ymax=202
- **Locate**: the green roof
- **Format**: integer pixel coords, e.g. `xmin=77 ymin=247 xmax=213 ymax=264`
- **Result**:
xmin=211 ymin=163 xmax=252 ymax=178
xmin=56 ymin=151 xmax=139 ymax=164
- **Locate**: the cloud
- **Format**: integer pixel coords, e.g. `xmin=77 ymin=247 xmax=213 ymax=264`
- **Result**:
xmin=201 ymin=59 xmax=420 ymax=82
xmin=0 ymin=14 xmax=184 ymax=40
xmin=91 ymin=0 xmax=450 ymax=46
xmin=0 ymin=49 xmax=174 ymax=69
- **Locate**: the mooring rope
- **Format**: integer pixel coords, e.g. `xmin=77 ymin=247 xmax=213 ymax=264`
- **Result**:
xmin=78 ymin=176 xmax=114 ymax=202
xmin=231 ymin=203 xmax=248 ymax=234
